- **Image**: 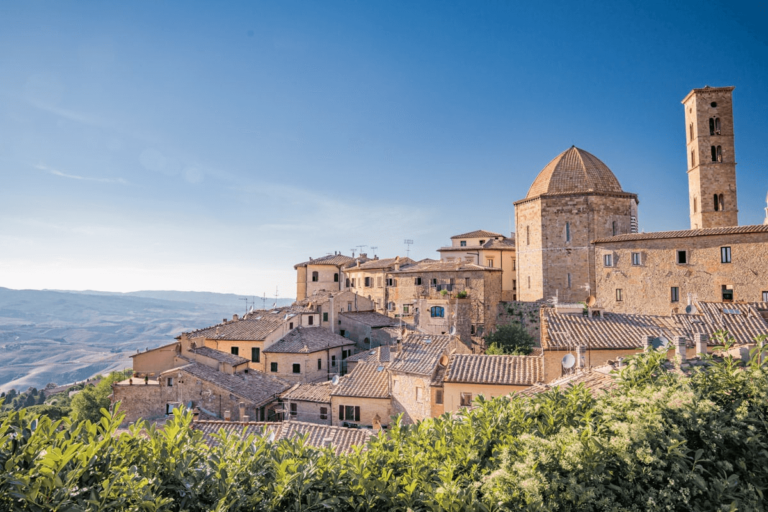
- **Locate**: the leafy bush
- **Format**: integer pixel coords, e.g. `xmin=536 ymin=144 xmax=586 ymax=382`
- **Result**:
xmin=457 ymin=290 xmax=468 ymax=299
xmin=483 ymin=322 xmax=535 ymax=355
xmin=70 ymin=370 xmax=131 ymax=424
xmin=2 ymin=339 xmax=768 ymax=511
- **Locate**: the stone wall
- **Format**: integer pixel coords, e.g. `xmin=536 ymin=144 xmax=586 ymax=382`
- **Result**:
xmin=330 ymin=396 xmax=393 ymax=428
xmin=264 ymin=347 xmax=348 ymax=384
xmin=594 ymin=231 xmax=768 ymax=316
xmin=112 ymin=381 xmax=164 ymax=424
xmin=391 ymin=373 xmax=432 ymax=424
xmin=442 ymin=382 xmax=531 ymax=412
xmin=284 ymin=399 xmax=332 ymax=425
xmin=304 ymin=263 xmax=342 ymax=299
xmin=495 ymin=301 xmax=544 ymax=345
xmin=346 ymin=269 xmax=388 ymax=311
xmin=132 ymin=344 xmax=179 ymax=377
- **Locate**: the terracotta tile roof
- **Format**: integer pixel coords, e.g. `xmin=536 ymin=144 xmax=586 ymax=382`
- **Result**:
xmin=674 ymin=302 xmax=768 ymax=345
xmin=161 ymin=363 xmax=290 ymax=407
xmin=430 ymin=363 xmax=448 ymax=386
xmin=185 ymin=314 xmax=287 ymax=341
xmin=338 ymin=311 xmax=399 ymax=328
xmin=263 ymin=327 xmax=355 ymax=354
xmin=330 ymin=363 xmax=390 ymax=399
xmin=191 ymin=420 xmax=372 ymax=454
xmin=444 ymin=355 xmax=544 ymax=385
xmin=345 ymin=257 xmax=415 ymax=271
xmin=346 ymin=344 xmax=392 ymax=364
xmin=543 ymin=309 xmax=677 ymax=350
xmin=592 ymin=224 xmax=768 ymax=244
xmin=278 ymin=420 xmax=373 ymax=455
xmin=525 ymin=146 xmax=625 ymax=199
xmin=130 ymin=341 xmax=178 ymax=358
xmin=281 ymin=381 xmax=332 ymax=403
xmin=189 ymin=346 xmax=249 ymax=366
xmin=294 ymin=253 xmax=356 ymax=269
xmin=482 ymin=237 xmax=515 ymax=249
xmin=450 ymin=230 xmax=505 ymax=240
xmin=391 ymin=260 xmax=501 ymax=274
xmin=388 ymin=334 xmax=454 ymax=376
xmin=546 ymin=370 xmax=615 ymax=397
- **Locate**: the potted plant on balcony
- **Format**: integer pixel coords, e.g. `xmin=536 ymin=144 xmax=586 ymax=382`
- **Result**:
xmin=457 ymin=290 xmax=468 ymax=299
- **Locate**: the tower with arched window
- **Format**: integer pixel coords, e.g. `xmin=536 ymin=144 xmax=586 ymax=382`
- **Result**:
xmin=682 ymin=86 xmax=738 ymax=229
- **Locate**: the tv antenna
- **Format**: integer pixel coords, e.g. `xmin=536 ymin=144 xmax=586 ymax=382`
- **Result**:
xmin=262 ymin=292 xmax=267 ymax=310
xmin=356 ymin=245 xmax=367 ymax=257
xmin=349 ymin=248 xmax=356 ymax=257
xmin=370 ymin=246 xmax=378 ymax=257
xmin=404 ymin=239 xmax=414 ymax=258
xmin=240 ymin=297 xmax=249 ymax=315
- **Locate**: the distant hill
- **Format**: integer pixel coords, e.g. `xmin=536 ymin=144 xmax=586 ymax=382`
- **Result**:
xmin=0 ymin=287 xmax=294 ymax=392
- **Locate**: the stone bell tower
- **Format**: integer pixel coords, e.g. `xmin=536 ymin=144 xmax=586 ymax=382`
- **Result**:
xmin=682 ymin=86 xmax=738 ymax=229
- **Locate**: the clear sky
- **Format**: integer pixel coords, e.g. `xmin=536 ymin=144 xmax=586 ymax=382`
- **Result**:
xmin=1 ymin=0 xmax=767 ymax=297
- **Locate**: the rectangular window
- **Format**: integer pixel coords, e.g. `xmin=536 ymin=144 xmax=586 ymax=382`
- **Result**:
xmin=251 ymin=347 xmax=260 ymax=363
xmin=465 ymin=277 xmax=470 ymax=287
xmin=721 ymin=246 xmax=731 ymax=263
xmin=603 ymin=254 xmax=613 ymax=267
xmin=292 ymin=363 xmax=301 ymax=374
xmin=460 ymin=240 xmax=467 ymax=247
xmin=762 ymin=291 xmax=768 ymax=302
xmin=317 ymin=358 xmax=322 ymax=370
xmin=289 ymin=322 xmax=294 ymax=329
xmin=565 ymin=221 xmax=570 ymax=242
xmin=631 ymin=252 xmax=641 ymax=266
xmin=308 ymin=316 xmax=314 ymax=325
xmin=616 ymin=289 xmax=623 ymax=302
xmin=290 ymin=403 xmax=297 ymax=416
xmin=364 ymin=277 xmax=371 ymax=287
xmin=347 ymin=302 xmax=352 ymax=311
xmin=612 ymin=221 xmax=617 ymax=236
xmin=460 ymin=392 xmax=472 ymax=407
xmin=320 ymin=407 xmax=328 ymax=420
xmin=270 ymin=362 xmax=278 ymax=373
xmin=331 ymin=355 xmax=337 ymax=367
xmin=722 ymin=285 xmax=734 ymax=302
xmin=167 ymin=377 xmax=173 ymax=387
xmin=671 ymin=287 xmax=680 ymax=303
xmin=486 ymin=259 xmax=494 ymax=267
xmin=567 ymin=273 xmax=572 ymax=289
xmin=323 ymin=312 xmax=329 ymax=322
xmin=415 ymin=277 xmax=422 ymax=285
xmin=435 ymin=389 xmax=443 ymax=405
xmin=341 ymin=405 xmax=360 ymax=422
xmin=528 ymin=276 xmax=531 ymax=288
xmin=403 ymin=304 xmax=410 ymax=315
xmin=676 ymin=250 xmax=687 ymax=264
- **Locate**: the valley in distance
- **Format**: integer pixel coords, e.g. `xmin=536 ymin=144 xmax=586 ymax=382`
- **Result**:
xmin=0 ymin=287 xmax=293 ymax=392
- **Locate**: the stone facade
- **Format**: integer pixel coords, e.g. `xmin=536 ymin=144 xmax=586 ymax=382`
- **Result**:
xmin=683 ymin=86 xmax=738 ymax=229
xmin=112 ymin=380 xmax=164 ymax=424
xmin=329 ymin=396 xmax=392 ymax=428
xmin=442 ymin=382 xmax=530 ymax=412
xmin=390 ymin=372 xmax=433 ymax=424
xmin=264 ymin=346 xmax=351 ymax=384
xmin=593 ymin=229 xmax=768 ymax=316
xmin=284 ymin=399 xmax=331 ymax=425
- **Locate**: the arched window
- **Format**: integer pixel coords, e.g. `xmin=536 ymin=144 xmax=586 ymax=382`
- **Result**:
xmin=334 ymin=273 xmax=339 ymax=283
xmin=691 ymin=149 xmax=696 ymax=167
xmin=311 ymin=271 xmax=319 ymax=282
xmin=719 ymin=194 xmax=724 ymax=211
xmin=711 ymin=146 xmax=717 ymax=162
xmin=714 ymin=194 xmax=720 ymax=211
xmin=710 ymin=117 xmax=721 ymax=135
xmin=430 ymin=306 xmax=445 ymax=318
xmin=716 ymin=145 xmax=722 ymax=162
xmin=715 ymin=117 xmax=721 ymax=134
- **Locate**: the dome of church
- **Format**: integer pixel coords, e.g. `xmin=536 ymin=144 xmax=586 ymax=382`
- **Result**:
xmin=525 ymin=146 xmax=624 ymax=199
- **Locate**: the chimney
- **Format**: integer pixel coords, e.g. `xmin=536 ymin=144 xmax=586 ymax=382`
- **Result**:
xmin=696 ymin=333 xmax=708 ymax=356
xmin=233 ymin=314 xmax=239 ymax=322
xmin=242 ymin=415 xmax=250 ymax=422
xmin=644 ymin=335 xmax=655 ymax=351
xmin=394 ymin=256 xmax=400 ymax=272
xmin=576 ymin=345 xmax=586 ymax=369
xmin=224 ymin=410 xmax=231 ymax=421
xmin=676 ymin=337 xmax=687 ymax=363
xmin=238 ymin=402 xmax=245 ymax=420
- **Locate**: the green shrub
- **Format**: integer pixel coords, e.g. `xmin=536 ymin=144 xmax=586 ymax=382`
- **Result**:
xmin=483 ymin=322 xmax=535 ymax=355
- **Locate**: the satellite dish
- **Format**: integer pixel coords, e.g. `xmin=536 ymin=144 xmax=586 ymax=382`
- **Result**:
xmin=587 ymin=296 xmax=597 ymax=307
xmin=562 ymin=353 xmax=576 ymax=368
xmin=449 ymin=326 xmax=456 ymax=335
xmin=331 ymin=375 xmax=340 ymax=385
xmin=652 ymin=337 xmax=670 ymax=350
xmin=685 ymin=304 xmax=698 ymax=315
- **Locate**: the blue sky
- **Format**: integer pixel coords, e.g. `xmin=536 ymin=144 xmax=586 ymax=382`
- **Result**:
xmin=1 ymin=0 xmax=767 ymax=296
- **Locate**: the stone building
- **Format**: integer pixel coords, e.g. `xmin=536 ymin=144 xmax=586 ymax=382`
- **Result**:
xmin=438 ymin=230 xmax=517 ymax=301
xmin=514 ymin=146 xmax=639 ymax=304
xmin=329 ymin=362 xmax=392 ymax=429
xmin=385 ymin=260 xmax=503 ymax=338
xmin=280 ymin=381 xmax=333 ymax=425
xmin=592 ymin=226 xmax=768 ymax=315
xmin=262 ymin=326 xmax=356 ymax=384
xmin=442 ymin=354 xmax=544 ymax=412
xmin=683 ymin=86 xmax=738 ymax=229
xmin=294 ymin=290 xmax=375 ymax=331
xmin=337 ymin=311 xmax=400 ymax=349
xmin=343 ymin=256 xmax=414 ymax=311
xmin=294 ymin=252 xmax=369 ymax=301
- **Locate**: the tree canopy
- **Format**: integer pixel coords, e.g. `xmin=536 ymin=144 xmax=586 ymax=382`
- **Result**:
xmin=483 ymin=321 xmax=535 ymax=355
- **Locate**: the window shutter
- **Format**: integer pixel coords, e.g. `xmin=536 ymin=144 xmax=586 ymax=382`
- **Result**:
xmin=339 ymin=405 xmax=344 ymax=420
xmin=354 ymin=406 xmax=360 ymax=422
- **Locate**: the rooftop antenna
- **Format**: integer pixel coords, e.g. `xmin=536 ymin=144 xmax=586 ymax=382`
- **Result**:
xmin=272 ymin=286 xmax=278 ymax=309
xmin=350 ymin=248 xmax=356 ymax=257
xmin=262 ymin=292 xmax=267 ymax=310
xmin=404 ymin=239 xmax=414 ymax=258
xmin=356 ymin=245 xmax=367 ymax=256
xmin=240 ymin=297 xmax=249 ymax=315
xmin=370 ymin=246 xmax=378 ymax=257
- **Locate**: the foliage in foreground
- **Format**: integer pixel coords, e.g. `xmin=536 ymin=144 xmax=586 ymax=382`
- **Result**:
xmin=1 ymin=342 xmax=768 ymax=511
xmin=484 ymin=322 xmax=535 ymax=355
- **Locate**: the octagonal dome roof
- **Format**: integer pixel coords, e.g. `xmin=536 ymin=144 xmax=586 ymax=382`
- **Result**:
xmin=525 ymin=146 xmax=623 ymax=199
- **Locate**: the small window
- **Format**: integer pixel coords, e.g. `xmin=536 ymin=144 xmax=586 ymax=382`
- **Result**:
xmin=308 ymin=316 xmax=314 ymax=326
xmin=460 ymin=240 xmax=467 ymax=247
xmin=331 ymin=355 xmax=337 ymax=367
xmin=387 ymin=302 xmax=395 ymax=311
xmin=691 ymin=149 xmax=696 ymax=167
xmin=289 ymin=322 xmax=294 ymax=329
xmin=631 ymin=252 xmax=641 ymax=265
xmin=345 ymin=278 xmax=350 ymax=287
xmin=470 ymin=325 xmax=475 ymax=335
xmin=251 ymin=347 xmax=260 ymax=363
xmin=270 ymin=362 xmax=278 ymax=373
xmin=676 ymin=250 xmax=687 ymax=264
xmin=364 ymin=277 xmax=371 ymax=287
xmin=616 ymin=289 xmax=623 ymax=302
xmin=567 ymin=273 xmax=572 ymax=289
xmin=431 ymin=278 xmax=437 ymax=286
xmin=167 ymin=377 xmax=173 ymax=387
xmin=612 ymin=221 xmax=617 ymax=237
xmin=762 ymin=291 xmax=768 ymax=302
xmin=479 ymin=240 xmax=485 ymax=244
xmin=320 ymin=407 xmax=328 ymax=420
xmin=722 ymin=285 xmax=734 ymax=302
xmin=435 ymin=390 xmax=443 ymax=405
xmin=528 ymin=276 xmax=531 ymax=288
xmin=721 ymin=247 xmax=731 ymax=263
xmin=403 ymin=304 xmax=410 ymax=315
xmin=714 ymin=117 xmax=721 ymax=134
xmin=465 ymin=277 xmax=470 ymax=287
xmin=311 ymin=271 xmax=318 ymax=282
xmin=486 ymin=259 xmax=494 ymax=267
xmin=693 ymin=196 xmax=697 ymax=213
xmin=415 ymin=277 xmax=422 ymax=285
xmin=292 ymin=363 xmax=301 ymax=374
xmin=718 ymin=194 xmax=724 ymax=211
xmin=347 ymin=302 xmax=352 ymax=311
xmin=671 ymin=287 xmax=680 ymax=303
xmin=460 ymin=392 xmax=472 ymax=407
xmin=317 ymin=358 xmax=322 ymax=370
xmin=603 ymin=254 xmax=613 ymax=267
xmin=430 ymin=306 xmax=445 ymax=318
xmin=565 ymin=221 xmax=571 ymax=242
xmin=689 ymin=122 xmax=694 ymax=141
xmin=334 ymin=273 xmax=339 ymax=282
xmin=711 ymin=101 xmax=717 ymax=108
xmin=231 ymin=347 xmax=239 ymax=356
xmin=526 ymin=226 xmax=530 ymax=245
xmin=323 ymin=312 xmax=328 ymax=322
xmin=415 ymin=387 xmax=423 ymax=402
xmin=339 ymin=405 xmax=360 ymax=422
xmin=711 ymin=146 xmax=717 ymax=162
xmin=290 ymin=403 xmax=297 ymax=416
xmin=714 ymin=194 xmax=719 ymax=211
xmin=340 ymin=330 xmax=345 ymax=337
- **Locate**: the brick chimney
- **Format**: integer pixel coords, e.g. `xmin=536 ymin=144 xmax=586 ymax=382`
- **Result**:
xmin=576 ymin=345 xmax=586 ymax=369
xmin=224 ymin=410 xmax=231 ymax=421
xmin=676 ymin=337 xmax=687 ymax=363
xmin=696 ymin=334 xmax=709 ymax=356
